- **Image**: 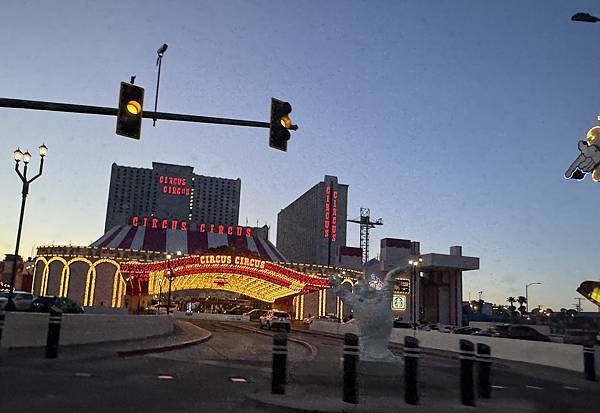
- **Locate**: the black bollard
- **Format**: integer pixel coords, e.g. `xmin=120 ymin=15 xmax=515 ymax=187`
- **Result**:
xmin=404 ymin=336 xmax=420 ymax=405
xmin=343 ymin=333 xmax=359 ymax=404
xmin=476 ymin=343 xmax=492 ymax=398
xmin=0 ymin=310 xmax=5 ymax=345
xmin=271 ymin=333 xmax=288 ymax=394
xmin=459 ymin=339 xmax=476 ymax=406
xmin=45 ymin=306 xmax=63 ymax=359
xmin=583 ymin=344 xmax=596 ymax=382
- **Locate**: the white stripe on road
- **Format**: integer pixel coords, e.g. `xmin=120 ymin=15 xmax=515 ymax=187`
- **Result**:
xmin=157 ymin=375 xmax=174 ymax=380
xmin=525 ymin=385 xmax=543 ymax=390
xmin=491 ymin=385 xmax=507 ymax=389
xmin=563 ymin=386 xmax=579 ymax=390
xmin=74 ymin=372 xmax=92 ymax=377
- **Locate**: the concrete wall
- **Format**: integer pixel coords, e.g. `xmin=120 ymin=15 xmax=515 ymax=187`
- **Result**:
xmin=1 ymin=312 xmax=173 ymax=349
xmin=310 ymin=320 xmax=587 ymax=372
xmin=173 ymin=311 xmax=249 ymax=321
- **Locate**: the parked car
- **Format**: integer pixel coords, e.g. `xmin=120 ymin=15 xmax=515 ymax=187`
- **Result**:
xmin=0 ymin=291 xmax=37 ymax=311
xmin=259 ymin=310 xmax=291 ymax=332
xmin=393 ymin=319 xmax=412 ymax=329
xmin=30 ymin=296 xmax=84 ymax=313
xmin=506 ymin=325 xmax=550 ymax=342
xmin=453 ymin=326 xmax=481 ymax=335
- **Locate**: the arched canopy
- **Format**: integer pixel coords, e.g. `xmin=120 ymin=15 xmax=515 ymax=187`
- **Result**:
xmin=121 ymin=254 xmax=330 ymax=303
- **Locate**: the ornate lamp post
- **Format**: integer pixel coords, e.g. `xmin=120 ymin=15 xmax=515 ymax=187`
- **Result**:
xmin=6 ymin=144 xmax=47 ymax=310
xmin=408 ymin=257 xmax=423 ymax=330
xmin=165 ymin=250 xmax=182 ymax=315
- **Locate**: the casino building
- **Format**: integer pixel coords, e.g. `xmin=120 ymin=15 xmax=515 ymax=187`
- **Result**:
xmin=105 ymin=162 xmax=241 ymax=232
xmin=30 ymin=164 xmax=479 ymax=325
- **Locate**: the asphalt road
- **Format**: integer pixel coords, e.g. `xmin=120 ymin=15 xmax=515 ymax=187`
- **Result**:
xmin=0 ymin=320 xmax=598 ymax=413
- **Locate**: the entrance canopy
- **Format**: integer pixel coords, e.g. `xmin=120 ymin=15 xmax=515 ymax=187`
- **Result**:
xmin=122 ymin=254 xmax=330 ymax=303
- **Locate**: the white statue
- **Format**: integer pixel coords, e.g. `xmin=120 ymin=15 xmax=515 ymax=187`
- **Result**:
xmin=329 ymin=266 xmax=404 ymax=362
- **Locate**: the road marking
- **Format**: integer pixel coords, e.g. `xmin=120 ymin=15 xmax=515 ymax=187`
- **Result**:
xmin=525 ymin=385 xmax=543 ymax=390
xmin=563 ymin=386 xmax=579 ymax=390
xmin=491 ymin=385 xmax=507 ymax=389
xmin=74 ymin=372 xmax=92 ymax=377
xmin=230 ymin=377 xmax=248 ymax=383
xmin=157 ymin=375 xmax=174 ymax=380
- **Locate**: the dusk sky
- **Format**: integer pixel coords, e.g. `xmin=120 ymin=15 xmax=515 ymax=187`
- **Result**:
xmin=1 ymin=1 xmax=599 ymax=310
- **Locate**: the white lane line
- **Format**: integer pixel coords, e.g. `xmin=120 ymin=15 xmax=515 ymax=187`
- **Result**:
xmin=563 ymin=386 xmax=579 ymax=390
xmin=491 ymin=385 xmax=507 ymax=389
xmin=525 ymin=385 xmax=543 ymax=390
xmin=74 ymin=372 xmax=92 ymax=377
xmin=157 ymin=375 xmax=174 ymax=380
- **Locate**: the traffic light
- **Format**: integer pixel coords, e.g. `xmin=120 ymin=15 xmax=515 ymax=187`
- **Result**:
xmin=577 ymin=281 xmax=600 ymax=306
xmin=269 ymin=97 xmax=297 ymax=152
xmin=116 ymin=82 xmax=144 ymax=139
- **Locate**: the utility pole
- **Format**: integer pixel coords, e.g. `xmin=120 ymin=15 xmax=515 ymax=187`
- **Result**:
xmin=574 ymin=297 xmax=584 ymax=312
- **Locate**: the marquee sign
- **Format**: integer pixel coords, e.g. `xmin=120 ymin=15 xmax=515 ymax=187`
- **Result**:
xmin=131 ymin=216 xmax=253 ymax=236
xmin=122 ymin=254 xmax=330 ymax=302
xmin=395 ymin=279 xmax=410 ymax=294
xmin=324 ymin=185 xmax=338 ymax=242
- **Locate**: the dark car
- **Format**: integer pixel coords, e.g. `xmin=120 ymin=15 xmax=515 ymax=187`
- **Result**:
xmin=453 ymin=326 xmax=481 ymax=335
xmin=507 ymin=325 xmax=550 ymax=342
xmin=393 ymin=319 xmax=412 ymax=329
xmin=31 ymin=296 xmax=84 ymax=314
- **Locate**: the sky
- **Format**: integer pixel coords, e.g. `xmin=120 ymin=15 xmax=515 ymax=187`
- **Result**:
xmin=0 ymin=0 xmax=599 ymax=311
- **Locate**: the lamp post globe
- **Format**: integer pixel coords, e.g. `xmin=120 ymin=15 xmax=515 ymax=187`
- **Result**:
xmin=22 ymin=151 xmax=31 ymax=164
xmin=13 ymin=148 xmax=23 ymax=162
xmin=38 ymin=143 xmax=48 ymax=157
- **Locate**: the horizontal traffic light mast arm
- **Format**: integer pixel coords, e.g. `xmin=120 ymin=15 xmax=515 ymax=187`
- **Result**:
xmin=0 ymin=97 xmax=271 ymax=129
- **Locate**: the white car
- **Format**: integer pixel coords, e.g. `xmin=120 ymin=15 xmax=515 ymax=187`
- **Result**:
xmin=259 ymin=310 xmax=291 ymax=332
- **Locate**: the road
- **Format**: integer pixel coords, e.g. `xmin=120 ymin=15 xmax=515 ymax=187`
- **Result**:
xmin=0 ymin=320 xmax=598 ymax=412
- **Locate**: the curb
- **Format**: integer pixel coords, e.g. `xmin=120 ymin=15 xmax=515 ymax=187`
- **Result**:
xmin=117 ymin=327 xmax=212 ymax=358
xmin=221 ymin=322 xmax=318 ymax=360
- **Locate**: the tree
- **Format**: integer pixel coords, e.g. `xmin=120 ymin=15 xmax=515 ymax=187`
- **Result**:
xmin=507 ymin=296 xmax=516 ymax=311
xmin=516 ymin=296 xmax=527 ymax=314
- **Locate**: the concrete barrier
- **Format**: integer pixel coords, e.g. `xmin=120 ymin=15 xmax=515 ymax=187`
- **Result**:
xmin=173 ymin=311 xmax=250 ymax=322
xmin=310 ymin=321 xmax=585 ymax=372
xmin=1 ymin=312 xmax=174 ymax=349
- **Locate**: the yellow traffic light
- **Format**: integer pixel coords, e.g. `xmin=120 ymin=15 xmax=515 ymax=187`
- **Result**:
xmin=116 ymin=82 xmax=144 ymax=139
xmin=126 ymin=100 xmax=142 ymax=115
xmin=280 ymin=115 xmax=292 ymax=129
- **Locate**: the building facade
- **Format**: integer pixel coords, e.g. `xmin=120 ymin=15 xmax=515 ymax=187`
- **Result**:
xmin=276 ymin=175 xmax=348 ymax=265
xmin=104 ymin=162 xmax=241 ymax=232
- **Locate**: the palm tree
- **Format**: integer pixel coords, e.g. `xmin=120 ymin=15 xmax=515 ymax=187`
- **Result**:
xmin=506 ymin=296 xmax=516 ymax=311
xmin=516 ymin=296 xmax=527 ymax=314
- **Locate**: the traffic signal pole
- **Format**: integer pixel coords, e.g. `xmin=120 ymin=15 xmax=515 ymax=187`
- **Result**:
xmin=0 ymin=98 xmax=270 ymax=129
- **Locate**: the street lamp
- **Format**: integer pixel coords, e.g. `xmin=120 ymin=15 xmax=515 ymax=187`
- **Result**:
xmin=572 ymin=12 xmax=600 ymax=23
xmin=165 ymin=250 xmax=182 ymax=315
xmin=5 ymin=144 xmax=47 ymax=311
xmin=525 ymin=282 xmax=542 ymax=313
xmin=408 ymin=257 xmax=423 ymax=331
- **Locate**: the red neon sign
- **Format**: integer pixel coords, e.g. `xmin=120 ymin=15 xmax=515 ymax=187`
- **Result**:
xmin=131 ymin=216 xmax=252 ymax=237
xmin=158 ymin=175 xmax=190 ymax=196
xmin=324 ymin=186 xmax=338 ymax=242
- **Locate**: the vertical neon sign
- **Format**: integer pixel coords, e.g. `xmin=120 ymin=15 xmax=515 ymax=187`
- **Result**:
xmin=324 ymin=185 xmax=338 ymax=242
